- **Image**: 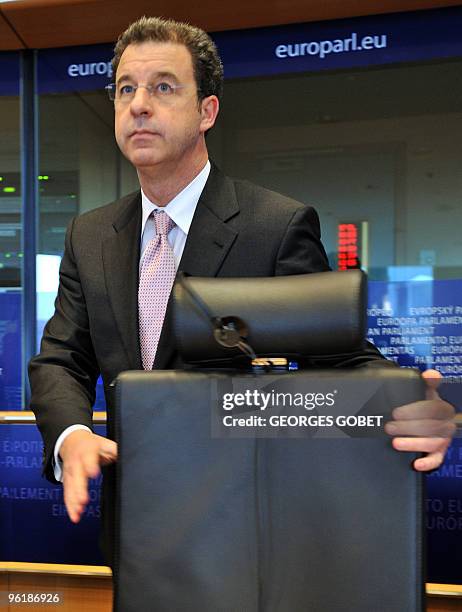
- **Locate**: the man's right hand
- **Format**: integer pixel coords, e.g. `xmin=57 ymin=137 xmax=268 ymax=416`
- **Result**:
xmin=59 ymin=430 xmax=118 ymax=523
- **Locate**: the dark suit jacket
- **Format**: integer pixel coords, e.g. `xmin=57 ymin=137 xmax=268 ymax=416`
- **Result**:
xmin=29 ymin=163 xmax=386 ymax=563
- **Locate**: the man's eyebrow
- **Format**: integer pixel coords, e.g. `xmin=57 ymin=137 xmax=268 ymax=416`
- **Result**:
xmin=116 ymin=71 xmax=180 ymax=85
xmin=115 ymin=74 xmax=132 ymax=85
xmin=154 ymin=71 xmax=180 ymax=82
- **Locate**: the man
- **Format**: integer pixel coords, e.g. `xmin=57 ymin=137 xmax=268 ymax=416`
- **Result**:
xmin=29 ymin=16 xmax=454 ymax=563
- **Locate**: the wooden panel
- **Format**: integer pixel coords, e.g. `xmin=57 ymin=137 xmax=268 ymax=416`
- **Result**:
xmin=0 ymin=562 xmax=111 ymax=576
xmin=0 ymin=11 xmax=24 ymax=50
xmin=0 ymin=411 xmax=107 ymax=423
xmin=427 ymin=597 xmax=462 ymax=611
xmin=1 ymin=0 xmax=462 ymax=51
xmin=4 ymin=573 xmax=112 ymax=611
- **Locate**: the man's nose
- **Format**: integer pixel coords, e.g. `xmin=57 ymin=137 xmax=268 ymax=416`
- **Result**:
xmin=129 ymin=87 xmax=153 ymax=115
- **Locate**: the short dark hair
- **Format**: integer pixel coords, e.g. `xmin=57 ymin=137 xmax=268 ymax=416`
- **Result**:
xmin=112 ymin=16 xmax=224 ymax=103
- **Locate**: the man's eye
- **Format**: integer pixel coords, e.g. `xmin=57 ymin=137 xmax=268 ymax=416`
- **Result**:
xmin=156 ymin=82 xmax=174 ymax=95
xmin=119 ymin=85 xmax=135 ymax=96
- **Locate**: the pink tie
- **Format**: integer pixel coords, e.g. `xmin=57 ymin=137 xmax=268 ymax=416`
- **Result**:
xmin=138 ymin=211 xmax=176 ymax=370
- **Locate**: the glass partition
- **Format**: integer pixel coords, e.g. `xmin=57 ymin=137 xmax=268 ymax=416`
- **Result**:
xmin=38 ymin=90 xmax=115 ymax=324
xmin=208 ymin=58 xmax=462 ymax=280
xmin=38 ymin=89 xmax=124 ymax=408
xmin=0 ymin=53 xmax=21 ymax=409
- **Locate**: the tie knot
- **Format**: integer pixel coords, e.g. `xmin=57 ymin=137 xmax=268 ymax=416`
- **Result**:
xmin=153 ymin=211 xmax=175 ymax=236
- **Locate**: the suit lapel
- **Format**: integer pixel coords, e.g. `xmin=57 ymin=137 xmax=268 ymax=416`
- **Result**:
xmin=102 ymin=192 xmax=142 ymax=370
xmin=179 ymin=163 xmax=239 ymax=276
xmin=154 ymin=164 xmax=240 ymax=369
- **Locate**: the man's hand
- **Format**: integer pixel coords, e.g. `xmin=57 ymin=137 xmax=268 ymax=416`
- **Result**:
xmin=384 ymin=369 xmax=456 ymax=471
xmin=59 ymin=430 xmax=118 ymax=523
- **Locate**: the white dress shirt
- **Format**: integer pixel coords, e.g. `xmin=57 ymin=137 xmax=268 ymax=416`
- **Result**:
xmin=53 ymin=161 xmax=211 ymax=481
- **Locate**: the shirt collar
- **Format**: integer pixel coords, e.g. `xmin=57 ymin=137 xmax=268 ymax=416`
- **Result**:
xmin=140 ymin=160 xmax=211 ymax=236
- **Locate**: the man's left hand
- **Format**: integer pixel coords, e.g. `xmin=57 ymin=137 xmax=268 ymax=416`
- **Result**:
xmin=384 ymin=369 xmax=456 ymax=471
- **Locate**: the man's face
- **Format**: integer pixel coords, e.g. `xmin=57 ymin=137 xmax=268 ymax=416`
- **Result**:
xmin=114 ymin=41 xmax=214 ymax=170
